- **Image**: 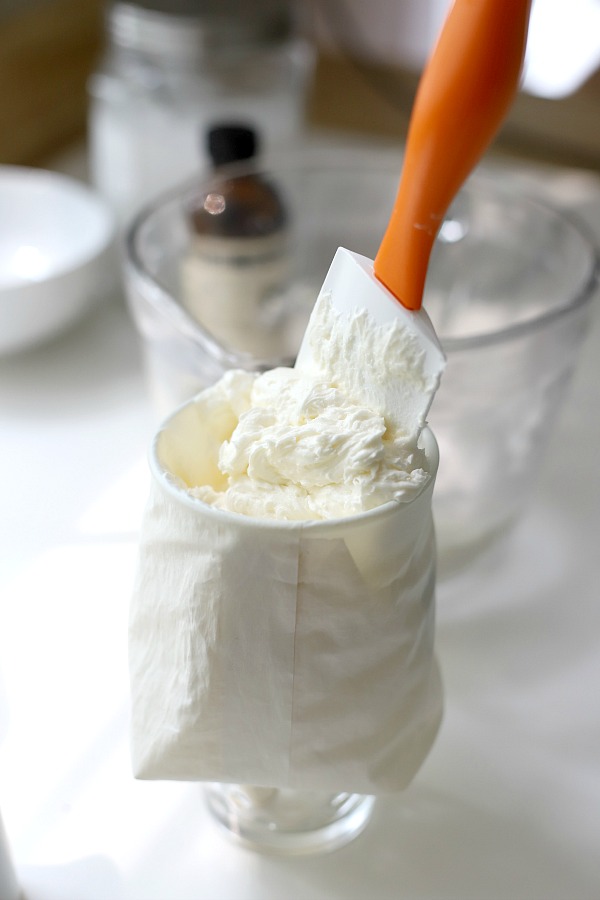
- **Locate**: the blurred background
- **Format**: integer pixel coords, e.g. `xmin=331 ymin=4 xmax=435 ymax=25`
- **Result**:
xmin=1 ymin=0 xmax=599 ymax=178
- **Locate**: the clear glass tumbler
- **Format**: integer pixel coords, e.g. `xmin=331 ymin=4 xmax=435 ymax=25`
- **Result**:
xmin=129 ymin=397 xmax=442 ymax=854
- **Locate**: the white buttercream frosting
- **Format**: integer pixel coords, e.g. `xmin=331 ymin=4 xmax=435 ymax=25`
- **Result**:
xmin=182 ymin=292 xmax=439 ymax=521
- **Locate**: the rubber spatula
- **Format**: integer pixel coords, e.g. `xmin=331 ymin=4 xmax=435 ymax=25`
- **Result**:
xmin=296 ymin=0 xmax=532 ymax=423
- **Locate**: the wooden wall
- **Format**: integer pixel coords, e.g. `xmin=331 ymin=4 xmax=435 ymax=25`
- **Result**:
xmin=308 ymin=53 xmax=600 ymax=173
xmin=1 ymin=1 xmax=598 ymax=172
xmin=0 ymin=0 xmax=104 ymax=165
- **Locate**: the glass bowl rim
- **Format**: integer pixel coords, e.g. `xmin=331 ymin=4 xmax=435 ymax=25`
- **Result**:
xmin=124 ymin=151 xmax=600 ymax=355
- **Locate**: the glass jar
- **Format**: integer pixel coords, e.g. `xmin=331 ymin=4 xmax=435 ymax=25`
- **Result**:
xmin=88 ymin=0 xmax=314 ymax=225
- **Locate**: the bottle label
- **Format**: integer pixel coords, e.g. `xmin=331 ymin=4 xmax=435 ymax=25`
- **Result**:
xmin=181 ymin=233 xmax=291 ymax=359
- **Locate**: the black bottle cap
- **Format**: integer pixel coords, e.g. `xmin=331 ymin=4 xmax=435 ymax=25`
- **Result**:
xmin=207 ymin=124 xmax=258 ymax=166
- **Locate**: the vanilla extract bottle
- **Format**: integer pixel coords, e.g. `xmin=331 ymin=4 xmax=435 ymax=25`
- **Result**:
xmin=181 ymin=124 xmax=290 ymax=359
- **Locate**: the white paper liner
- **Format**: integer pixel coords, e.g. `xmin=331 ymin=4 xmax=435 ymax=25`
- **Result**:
xmin=129 ymin=403 xmax=443 ymax=794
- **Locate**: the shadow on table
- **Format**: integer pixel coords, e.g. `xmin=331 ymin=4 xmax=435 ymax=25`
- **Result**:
xmin=258 ymin=783 xmax=599 ymax=900
xmin=18 ymin=854 xmax=123 ymax=900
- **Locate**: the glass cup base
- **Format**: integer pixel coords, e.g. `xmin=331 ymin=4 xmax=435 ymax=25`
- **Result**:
xmin=205 ymin=783 xmax=376 ymax=855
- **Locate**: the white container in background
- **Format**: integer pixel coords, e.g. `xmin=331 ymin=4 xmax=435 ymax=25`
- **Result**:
xmin=88 ymin=0 xmax=314 ymax=226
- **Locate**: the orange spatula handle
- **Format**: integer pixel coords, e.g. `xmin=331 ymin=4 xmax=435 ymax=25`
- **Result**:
xmin=374 ymin=0 xmax=532 ymax=311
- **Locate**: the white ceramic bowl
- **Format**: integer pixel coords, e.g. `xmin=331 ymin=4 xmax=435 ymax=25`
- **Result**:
xmin=0 ymin=166 xmax=116 ymax=354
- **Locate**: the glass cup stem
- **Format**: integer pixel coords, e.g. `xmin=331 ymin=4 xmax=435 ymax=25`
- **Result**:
xmin=205 ymin=783 xmax=375 ymax=855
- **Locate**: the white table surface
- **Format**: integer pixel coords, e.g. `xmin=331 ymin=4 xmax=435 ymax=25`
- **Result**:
xmin=1 ymin=147 xmax=599 ymax=900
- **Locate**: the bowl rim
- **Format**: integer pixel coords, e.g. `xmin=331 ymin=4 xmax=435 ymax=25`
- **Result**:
xmin=125 ymin=152 xmax=600 ymax=356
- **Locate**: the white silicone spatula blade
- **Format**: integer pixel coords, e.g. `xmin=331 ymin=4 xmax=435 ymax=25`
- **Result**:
xmin=296 ymin=247 xmax=444 ymax=382
xmin=295 ymin=248 xmax=445 ymax=436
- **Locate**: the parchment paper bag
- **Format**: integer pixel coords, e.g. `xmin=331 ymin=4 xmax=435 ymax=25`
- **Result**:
xmin=129 ymin=399 xmax=443 ymax=794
